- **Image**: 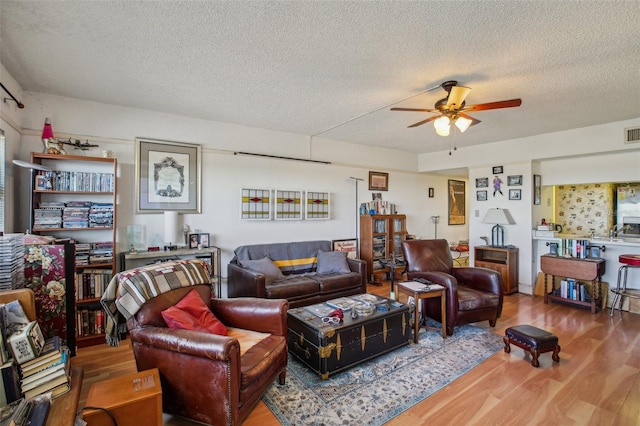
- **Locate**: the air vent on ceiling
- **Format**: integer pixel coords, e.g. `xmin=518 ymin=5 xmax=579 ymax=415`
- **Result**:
xmin=624 ymin=127 xmax=640 ymax=144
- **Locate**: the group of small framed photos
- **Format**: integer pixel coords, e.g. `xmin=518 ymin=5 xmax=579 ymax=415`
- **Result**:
xmin=475 ymin=166 xmax=523 ymax=201
xmin=188 ymin=233 xmax=210 ymax=248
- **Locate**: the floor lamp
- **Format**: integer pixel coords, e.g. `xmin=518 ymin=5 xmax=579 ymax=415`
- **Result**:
xmin=350 ymin=177 xmax=363 ymax=259
xmin=13 ymin=160 xmax=52 ymax=234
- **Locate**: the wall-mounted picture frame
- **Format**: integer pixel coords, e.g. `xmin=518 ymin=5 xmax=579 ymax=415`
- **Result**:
xmin=475 ymin=178 xmax=489 ymax=188
xmin=306 ymin=191 xmax=330 ymax=220
xmin=199 ymin=233 xmax=210 ymax=248
xmin=492 ymin=165 xmax=503 ymax=174
xmin=428 ymin=187 xmax=434 ymax=198
xmin=241 ymin=188 xmax=272 ymax=220
xmin=134 ymin=138 xmax=202 ymax=213
xmin=477 ymin=190 xmax=488 ymax=201
xmin=369 ymin=171 xmax=389 ymax=191
xmin=448 ymin=179 xmax=465 ymax=225
xmin=533 ymin=174 xmax=541 ymax=205
xmin=509 ymin=189 xmax=522 ymax=200
xmin=508 ymin=175 xmax=523 ymax=186
xmin=332 ymin=239 xmax=357 ymax=259
xmin=274 ymin=189 xmax=303 ymax=220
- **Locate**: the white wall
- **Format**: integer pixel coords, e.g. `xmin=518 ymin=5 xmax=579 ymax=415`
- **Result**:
xmin=4 ymin=64 xmax=640 ymax=286
xmin=11 ymin=90 xmax=469 ymax=273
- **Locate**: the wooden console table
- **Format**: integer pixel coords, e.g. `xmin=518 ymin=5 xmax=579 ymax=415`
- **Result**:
xmin=541 ymin=254 xmax=605 ymax=313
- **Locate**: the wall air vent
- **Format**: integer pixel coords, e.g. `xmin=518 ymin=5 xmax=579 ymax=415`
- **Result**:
xmin=624 ymin=127 xmax=640 ymax=144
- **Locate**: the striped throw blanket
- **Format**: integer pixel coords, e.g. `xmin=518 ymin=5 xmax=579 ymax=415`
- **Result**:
xmin=101 ymin=259 xmax=211 ymax=346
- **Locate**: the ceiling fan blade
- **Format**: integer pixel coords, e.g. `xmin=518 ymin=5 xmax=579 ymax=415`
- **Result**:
xmin=446 ymin=86 xmax=471 ymax=110
xmin=391 ymin=107 xmax=438 ymax=112
xmin=458 ymin=112 xmax=481 ymax=126
xmin=463 ymin=98 xmax=522 ymax=112
xmin=407 ymin=115 xmax=440 ymax=128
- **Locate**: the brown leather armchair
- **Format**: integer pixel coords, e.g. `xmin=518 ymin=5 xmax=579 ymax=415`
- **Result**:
xmin=401 ymin=239 xmax=503 ymax=336
xmin=126 ymin=284 xmax=288 ymax=425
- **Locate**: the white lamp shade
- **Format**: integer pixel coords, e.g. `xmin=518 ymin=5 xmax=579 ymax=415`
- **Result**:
xmin=434 ymin=116 xmax=450 ymax=136
xmin=454 ymin=116 xmax=472 ymax=133
xmin=482 ymin=208 xmax=516 ymax=225
xmin=164 ymin=211 xmax=179 ymax=244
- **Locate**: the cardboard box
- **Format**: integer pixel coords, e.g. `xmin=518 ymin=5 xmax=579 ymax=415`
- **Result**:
xmin=83 ymin=368 xmax=162 ymax=426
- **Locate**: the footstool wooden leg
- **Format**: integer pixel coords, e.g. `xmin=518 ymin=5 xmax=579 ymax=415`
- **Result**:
xmin=503 ymin=336 xmax=511 ymax=353
xmin=552 ymin=345 xmax=561 ymax=363
xmin=531 ymin=350 xmax=540 ymax=368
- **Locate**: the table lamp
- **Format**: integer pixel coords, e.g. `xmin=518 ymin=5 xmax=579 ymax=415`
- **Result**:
xmin=164 ymin=210 xmax=179 ymax=250
xmin=482 ymin=208 xmax=515 ymax=247
xmin=12 ymin=160 xmax=52 ymax=234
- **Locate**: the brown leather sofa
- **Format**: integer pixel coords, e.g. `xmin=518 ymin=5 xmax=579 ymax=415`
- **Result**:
xmin=228 ymin=240 xmax=367 ymax=308
xmin=402 ymin=239 xmax=504 ymax=335
xmin=126 ymin=284 xmax=288 ymax=425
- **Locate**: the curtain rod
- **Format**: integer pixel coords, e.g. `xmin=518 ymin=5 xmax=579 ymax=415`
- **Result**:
xmin=233 ymin=151 xmax=331 ymax=165
xmin=0 ymin=82 xmax=25 ymax=109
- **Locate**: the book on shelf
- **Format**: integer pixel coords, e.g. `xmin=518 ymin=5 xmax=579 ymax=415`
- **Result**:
xmin=20 ymin=367 xmax=67 ymax=394
xmin=23 ymin=372 xmax=69 ymax=400
xmin=19 ymin=337 xmax=62 ymax=376
xmin=0 ymin=362 xmax=21 ymax=407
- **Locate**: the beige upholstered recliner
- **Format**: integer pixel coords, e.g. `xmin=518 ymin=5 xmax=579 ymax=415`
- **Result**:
xmin=125 ymin=284 xmax=288 ymax=425
xmin=402 ymin=239 xmax=504 ymax=335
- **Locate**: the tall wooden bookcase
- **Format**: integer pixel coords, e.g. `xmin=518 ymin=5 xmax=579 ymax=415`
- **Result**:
xmin=30 ymin=152 xmax=117 ymax=348
xmin=359 ymin=214 xmax=407 ymax=283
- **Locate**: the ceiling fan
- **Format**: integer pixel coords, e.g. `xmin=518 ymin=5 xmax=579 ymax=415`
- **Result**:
xmin=391 ymin=80 xmax=522 ymax=136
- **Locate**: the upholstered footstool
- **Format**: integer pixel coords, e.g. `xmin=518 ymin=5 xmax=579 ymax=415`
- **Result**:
xmin=503 ymin=325 xmax=560 ymax=368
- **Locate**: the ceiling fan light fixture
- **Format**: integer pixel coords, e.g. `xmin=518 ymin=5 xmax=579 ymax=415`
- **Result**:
xmin=454 ymin=116 xmax=472 ymax=133
xmin=434 ymin=116 xmax=450 ymax=136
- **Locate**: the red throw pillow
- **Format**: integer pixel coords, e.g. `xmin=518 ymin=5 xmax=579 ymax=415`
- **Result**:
xmin=161 ymin=289 xmax=227 ymax=336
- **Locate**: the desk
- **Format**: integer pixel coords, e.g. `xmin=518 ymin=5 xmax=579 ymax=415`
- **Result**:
xmin=396 ymin=281 xmax=446 ymax=342
xmin=47 ymin=366 xmax=83 ymax=426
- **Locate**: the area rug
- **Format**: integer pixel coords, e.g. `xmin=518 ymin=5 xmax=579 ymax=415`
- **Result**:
xmin=262 ymin=323 xmax=503 ymax=425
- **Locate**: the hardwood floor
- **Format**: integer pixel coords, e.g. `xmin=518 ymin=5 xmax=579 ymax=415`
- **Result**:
xmin=71 ymin=282 xmax=640 ymax=425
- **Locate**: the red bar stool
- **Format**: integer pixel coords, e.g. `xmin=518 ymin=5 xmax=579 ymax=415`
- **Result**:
xmin=610 ymin=254 xmax=640 ymax=316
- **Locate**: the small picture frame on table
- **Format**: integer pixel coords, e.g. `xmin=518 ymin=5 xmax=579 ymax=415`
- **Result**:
xmin=189 ymin=234 xmax=199 ymax=249
xmin=199 ymin=233 xmax=210 ymax=248
xmin=509 ymin=189 xmax=522 ymax=200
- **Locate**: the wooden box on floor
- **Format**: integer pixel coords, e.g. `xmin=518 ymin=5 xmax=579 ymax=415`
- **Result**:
xmin=82 ymin=368 xmax=162 ymax=426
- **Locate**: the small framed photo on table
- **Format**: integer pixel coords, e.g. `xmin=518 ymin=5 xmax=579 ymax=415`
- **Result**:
xmin=189 ymin=234 xmax=199 ymax=248
xmin=199 ymin=233 xmax=210 ymax=248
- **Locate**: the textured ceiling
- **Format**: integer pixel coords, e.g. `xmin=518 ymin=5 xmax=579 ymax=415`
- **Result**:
xmin=1 ymin=1 xmax=639 ymax=154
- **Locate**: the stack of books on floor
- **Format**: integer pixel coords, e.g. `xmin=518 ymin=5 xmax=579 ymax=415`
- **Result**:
xmin=0 ymin=300 xmax=72 ymax=425
xmin=18 ymin=336 xmax=70 ymax=400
